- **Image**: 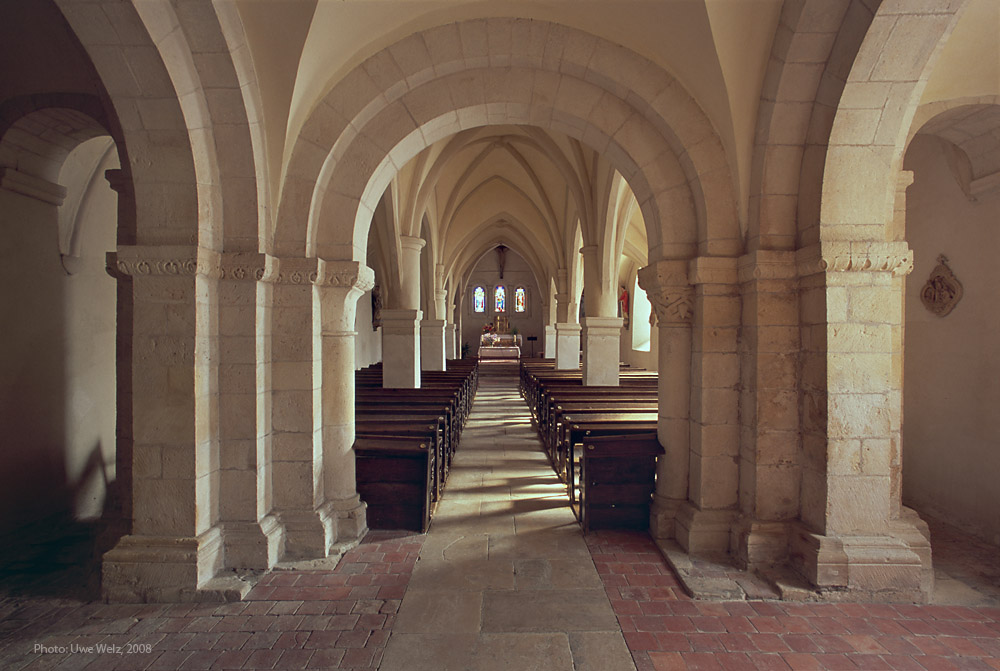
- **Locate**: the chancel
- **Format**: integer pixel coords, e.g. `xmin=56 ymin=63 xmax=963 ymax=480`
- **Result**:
xmin=2 ymin=1 xmax=1000 ymax=669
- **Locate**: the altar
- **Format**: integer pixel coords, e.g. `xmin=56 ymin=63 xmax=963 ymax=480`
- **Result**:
xmin=478 ymin=316 xmax=522 ymax=359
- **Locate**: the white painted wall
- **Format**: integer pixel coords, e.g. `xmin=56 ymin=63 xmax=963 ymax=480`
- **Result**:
xmin=354 ymin=288 xmax=382 ymax=369
xmin=461 ymin=249 xmax=543 ymax=358
xmin=0 ymin=140 xmax=118 ymax=534
xmin=903 ymin=134 xmax=1000 ymax=546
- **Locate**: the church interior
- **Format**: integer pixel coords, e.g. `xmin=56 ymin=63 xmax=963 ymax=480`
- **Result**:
xmin=2 ymin=0 xmax=1000 ymax=669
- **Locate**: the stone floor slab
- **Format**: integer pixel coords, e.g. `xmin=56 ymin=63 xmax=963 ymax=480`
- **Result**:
xmin=482 ymin=589 xmax=620 ymax=632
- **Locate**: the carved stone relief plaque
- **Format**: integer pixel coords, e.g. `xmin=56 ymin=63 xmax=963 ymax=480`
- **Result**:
xmin=920 ymin=255 xmax=963 ymax=317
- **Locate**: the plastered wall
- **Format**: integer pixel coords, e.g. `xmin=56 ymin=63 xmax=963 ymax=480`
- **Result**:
xmin=0 ymin=146 xmax=117 ymax=535
xmin=903 ymin=134 xmax=1000 ymax=546
xmin=354 ymin=288 xmax=382 ymax=369
xmin=461 ymin=250 xmax=543 ymax=358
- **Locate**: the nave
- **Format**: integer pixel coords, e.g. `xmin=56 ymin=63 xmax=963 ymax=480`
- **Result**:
xmin=2 ymin=363 xmax=1000 ymax=671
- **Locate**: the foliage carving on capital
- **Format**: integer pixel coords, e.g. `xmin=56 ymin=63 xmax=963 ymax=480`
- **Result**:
xmin=637 ymin=260 xmax=692 ymax=324
xmin=647 ymin=289 xmax=694 ymax=324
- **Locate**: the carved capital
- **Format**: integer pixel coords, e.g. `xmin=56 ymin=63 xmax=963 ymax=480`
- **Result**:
xmin=638 ymin=260 xmax=692 ymax=325
xmin=265 ymin=256 xmax=318 ymax=285
xmin=113 ymin=245 xmax=211 ymax=278
xmin=796 ymin=242 xmax=913 ymax=278
xmin=315 ymin=260 xmax=375 ymax=292
xmin=219 ymin=252 xmax=267 ymax=282
xmin=647 ymin=287 xmax=694 ymax=325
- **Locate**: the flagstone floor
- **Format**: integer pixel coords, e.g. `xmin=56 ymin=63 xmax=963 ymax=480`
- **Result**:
xmin=1 ymin=361 xmax=998 ymax=670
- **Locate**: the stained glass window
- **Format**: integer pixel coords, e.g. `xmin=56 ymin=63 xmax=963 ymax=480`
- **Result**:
xmin=515 ymin=287 xmax=526 ymax=312
xmin=494 ymin=285 xmax=506 ymax=312
xmin=473 ymin=286 xmax=485 ymax=313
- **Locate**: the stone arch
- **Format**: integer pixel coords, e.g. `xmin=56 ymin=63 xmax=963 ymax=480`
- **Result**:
xmin=274 ymin=18 xmax=739 ymax=264
xmin=749 ymin=0 xmax=855 ymax=250
xmin=819 ymin=2 xmax=970 ymax=242
xmin=448 ymin=215 xmax=555 ymax=300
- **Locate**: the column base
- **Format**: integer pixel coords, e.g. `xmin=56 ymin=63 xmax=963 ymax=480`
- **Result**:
xmin=220 ymin=515 xmax=284 ymax=571
xmin=730 ymin=516 xmax=790 ymax=569
xmin=789 ymin=521 xmax=929 ymax=602
xmin=319 ymin=495 xmax=368 ymax=547
xmin=278 ymin=510 xmax=329 ymax=560
xmin=102 ymin=527 xmax=233 ymax=603
xmin=676 ymin=503 xmax=735 ymax=555
xmin=649 ymin=495 xmax=683 ymax=540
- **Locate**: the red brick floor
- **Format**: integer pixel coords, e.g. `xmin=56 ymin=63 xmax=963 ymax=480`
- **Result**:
xmin=586 ymin=530 xmax=1000 ymax=671
xmin=0 ymin=531 xmax=423 ymax=670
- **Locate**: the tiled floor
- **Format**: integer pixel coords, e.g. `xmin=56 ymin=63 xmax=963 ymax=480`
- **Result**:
xmin=2 ymin=362 xmax=999 ymax=670
xmin=588 ymin=530 xmax=1000 ymax=671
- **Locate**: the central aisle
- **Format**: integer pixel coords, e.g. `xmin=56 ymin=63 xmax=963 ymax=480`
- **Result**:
xmin=380 ymin=362 xmax=637 ymax=671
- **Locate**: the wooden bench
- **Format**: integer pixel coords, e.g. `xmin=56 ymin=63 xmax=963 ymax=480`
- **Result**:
xmin=578 ymin=432 xmax=663 ymax=531
xmin=355 ymin=437 xmax=432 ymax=532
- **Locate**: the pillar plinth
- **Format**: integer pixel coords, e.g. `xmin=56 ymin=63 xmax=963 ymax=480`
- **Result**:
xmin=581 ymin=316 xmax=622 ymax=385
xmin=421 ymin=319 xmax=447 ymax=371
xmin=554 ymin=322 xmax=581 ymax=370
xmin=381 ymin=309 xmax=422 ymax=387
xmin=543 ymin=325 xmax=557 ymax=358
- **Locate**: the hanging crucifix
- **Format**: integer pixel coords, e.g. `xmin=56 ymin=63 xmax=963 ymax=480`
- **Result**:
xmin=496 ymin=244 xmax=507 ymax=279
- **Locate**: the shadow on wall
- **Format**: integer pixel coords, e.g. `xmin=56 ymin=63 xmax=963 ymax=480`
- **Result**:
xmin=0 ymin=184 xmax=123 ymax=599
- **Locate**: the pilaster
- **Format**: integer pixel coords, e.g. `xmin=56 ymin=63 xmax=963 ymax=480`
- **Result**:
xmin=677 ymin=256 xmax=740 ymax=554
xmin=266 ymin=256 xmax=326 ymax=560
xmin=732 ymin=250 xmax=799 ymax=568
xmin=217 ymin=252 xmax=282 ymax=570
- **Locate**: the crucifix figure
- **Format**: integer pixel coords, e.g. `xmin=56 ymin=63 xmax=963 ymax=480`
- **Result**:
xmin=496 ymin=244 xmax=507 ymax=279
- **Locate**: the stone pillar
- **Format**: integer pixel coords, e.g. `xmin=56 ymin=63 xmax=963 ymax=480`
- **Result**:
xmin=638 ymin=261 xmax=692 ymax=540
xmin=581 ymin=317 xmax=623 ymax=385
xmin=102 ymin=245 xmax=225 ymax=602
xmin=445 ymin=323 xmax=457 ymax=361
xmin=543 ymin=324 xmax=557 ymax=358
xmin=314 ymin=260 xmax=374 ymax=547
xmin=217 ymin=253 xmax=282 ymax=571
xmin=421 ymin=319 xmax=447 ymax=371
xmin=382 ymin=235 xmax=424 ymax=387
xmin=579 ymin=245 xmax=621 ymax=384
xmin=267 ymin=258 xmax=326 ymax=560
xmin=732 ymin=251 xmax=799 ymax=567
xmin=793 ymin=241 xmax=928 ymax=601
xmin=676 ymin=257 xmax=741 ymax=554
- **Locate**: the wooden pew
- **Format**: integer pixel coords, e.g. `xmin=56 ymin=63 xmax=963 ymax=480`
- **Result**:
xmin=578 ymin=432 xmax=663 ymax=531
xmin=355 ymin=437 xmax=432 ymax=532
xmin=560 ymin=414 xmax=658 ymax=496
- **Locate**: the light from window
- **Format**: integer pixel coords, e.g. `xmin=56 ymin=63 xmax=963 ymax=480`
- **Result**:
xmin=473 ymin=286 xmax=485 ymax=313
xmin=515 ymin=287 xmax=526 ymax=312
xmin=495 ymin=285 xmax=506 ymax=313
